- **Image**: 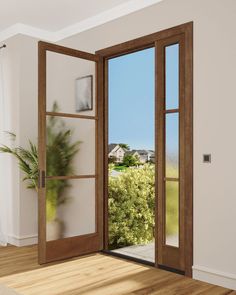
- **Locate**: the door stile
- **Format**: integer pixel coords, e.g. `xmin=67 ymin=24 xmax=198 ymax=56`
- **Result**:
xmin=38 ymin=41 xmax=104 ymax=264
xmin=38 ymin=42 xmax=47 ymax=264
xmin=97 ymin=55 xmax=105 ymax=250
xmin=156 ymin=33 xmax=190 ymax=273
xmin=155 ymin=40 xmax=165 ymax=268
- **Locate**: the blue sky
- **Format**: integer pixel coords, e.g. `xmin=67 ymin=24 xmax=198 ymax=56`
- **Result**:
xmin=108 ymin=45 xmax=179 ymax=154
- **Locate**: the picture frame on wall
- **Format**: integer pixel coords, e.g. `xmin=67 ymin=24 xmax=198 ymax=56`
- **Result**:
xmin=75 ymin=75 xmax=93 ymax=112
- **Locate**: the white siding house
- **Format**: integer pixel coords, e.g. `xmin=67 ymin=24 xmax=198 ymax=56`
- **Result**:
xmin=108 ymin=144 xmax=126 ymax=163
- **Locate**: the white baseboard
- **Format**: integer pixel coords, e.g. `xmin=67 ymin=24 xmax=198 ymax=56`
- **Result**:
xmin=8 ymin=234 xmax=38 ymax=247
xmin=193 ymin=265 xmax=236 ymax=290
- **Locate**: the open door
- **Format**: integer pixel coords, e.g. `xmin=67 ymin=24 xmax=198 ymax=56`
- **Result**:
xmin=97 ymin=22 xmax=193 ymax=276
xmin=38 ymin=42 xmax=104 ymax=264
xmin=156 ymin=34 xmax=186 ymax=272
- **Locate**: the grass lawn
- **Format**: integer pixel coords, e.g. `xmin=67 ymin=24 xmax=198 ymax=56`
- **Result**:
xmin=114 ymin=165 xmax=127 ymax=172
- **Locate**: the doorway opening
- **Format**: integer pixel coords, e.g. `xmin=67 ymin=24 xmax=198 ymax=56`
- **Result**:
xmin=107 ymin=48 xmax=155 ymax=263
xmin=98 ymin=22 xmax=193 ymax=275
xmin=37 ymin=22 xmax=193 ymax=276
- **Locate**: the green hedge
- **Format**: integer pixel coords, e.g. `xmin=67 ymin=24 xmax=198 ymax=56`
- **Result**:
xmin=108 ymin=164 xmax=178 ymax=249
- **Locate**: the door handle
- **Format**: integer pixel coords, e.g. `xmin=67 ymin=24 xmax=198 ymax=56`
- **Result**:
xmin=41 ymin=170 xmax=45 ymax=188
xmin=38 ymin=170 xmax=40 ymax=189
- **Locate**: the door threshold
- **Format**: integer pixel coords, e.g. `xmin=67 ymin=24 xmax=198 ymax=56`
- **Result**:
xmin=101 ymin=250 xmax=185 ymax=276
xmin=101 ymin=250 xmax=155 ymax=267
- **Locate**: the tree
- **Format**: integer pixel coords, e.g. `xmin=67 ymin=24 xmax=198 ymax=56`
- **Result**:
xmin=119 ymin=143 xmax=130 ymax=150
xmin=108 ymin=155 xmax=117 ymax=164
xmin=108 ymin=164 xmax=155 ymax=249
xmin=123 ymin=154 xmax=139 ymax=167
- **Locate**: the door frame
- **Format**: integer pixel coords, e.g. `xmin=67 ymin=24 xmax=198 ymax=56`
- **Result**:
xmin=38 ymin=42 xmax=104 ymax=263
xmin=96 ymin=22 xmax=193 ymax=276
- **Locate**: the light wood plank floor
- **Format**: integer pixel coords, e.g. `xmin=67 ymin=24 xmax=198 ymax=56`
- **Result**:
xmin=0 ymin=245 xmax=235 ymax=295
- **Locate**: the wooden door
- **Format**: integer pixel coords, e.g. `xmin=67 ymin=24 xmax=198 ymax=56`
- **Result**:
xmin=156 ymin=32 xmax=193 ymax=275
xmin=97 ymin=22 xmax=193 ymax=276
xmin=38 ymin=42 xmax=104 ymax=264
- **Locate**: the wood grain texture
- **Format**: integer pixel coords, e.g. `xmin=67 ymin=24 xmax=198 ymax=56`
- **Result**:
xmin=96 ymin=56 xmax=105 ymax=249
xmin=103 ymin=59 xmax=109 ymax=251
xmin=97 ymin=22 xmax=193 ymax=59
xmin=156 ymin=33 xmax=186 ymax=272
xmin=183 ymin=21 xmax=194 ymax=277
xmin=0 ymin=246 xmax=233 ymax=295
xmin=46 ymin=175 xmax=96 ymax=180
xmin=155 ymin=26 xmax=193 ymax=275
xmin=38 ymin=41 xmax=47 ymax=264
xmin=164 ymin=108 xmax=179 ymax=114
xmin=38 ymin=41 xmax=99 ymax=62
xmin=46 ymin=112 xmax=98 ymax=120
xmin=38 ymin=41 xmax=103 ymax=264
xmin=155 ymin=39 xmax=165 ymax=268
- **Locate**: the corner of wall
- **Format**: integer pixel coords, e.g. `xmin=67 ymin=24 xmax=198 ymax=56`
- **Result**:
xmin=193 ymin=265 xmax=236 ymax=290
xmin=8 ymin=234 xmax=38 ymax=247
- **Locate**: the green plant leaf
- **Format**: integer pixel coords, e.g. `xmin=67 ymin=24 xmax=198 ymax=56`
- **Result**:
xmin=0 ymin=101 xmax=81 ymax=222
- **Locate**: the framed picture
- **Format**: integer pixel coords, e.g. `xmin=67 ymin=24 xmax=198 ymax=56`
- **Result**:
xmin=75 ymin=75 xmax=93 ymax=112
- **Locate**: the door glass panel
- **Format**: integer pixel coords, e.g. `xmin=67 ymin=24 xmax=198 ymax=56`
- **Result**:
xmin=165 ymin=44 xmax=179 ymax=110
xmin=165 ymin=181 xmax=179 ymax=247
xmin=46 ymin=116 xmax=95 ymax=176
xmin=46 ymin=178 xmax=95 ymax=241
xmin=165 ymin=113 xmax=179 ymax=178
xmin=46 ymin=51 xmax=96 ymax=116
xmin=108 ymin=48 xmax=155 ymax=263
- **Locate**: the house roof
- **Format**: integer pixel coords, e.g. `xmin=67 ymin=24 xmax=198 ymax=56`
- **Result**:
xmin=136 ymin=150 xmax=148 ymax=155
xmin=108 ymin=143 xmax=119 ymax=153
xmin=109 ymin=145 xmax=155 ymax=156
xmin=125 ymin=150 xmax=135 ymax=155
xmin=133 ymin=150 xmax=155 ymax=156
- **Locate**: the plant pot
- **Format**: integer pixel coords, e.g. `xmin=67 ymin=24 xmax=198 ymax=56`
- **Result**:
xmin=46 ymin=219 xmax=62 ymax=241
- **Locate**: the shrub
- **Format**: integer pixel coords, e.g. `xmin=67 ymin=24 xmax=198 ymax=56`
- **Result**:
xmin=123 ymin=154 xmax=139 ymax=167
xmin=108 ymin=155 xmax=117 ymax=164
xmin=108 ymin=164 xmax=155 ymax=249
xmin=108 ymin=164 xmax=178 ymax=249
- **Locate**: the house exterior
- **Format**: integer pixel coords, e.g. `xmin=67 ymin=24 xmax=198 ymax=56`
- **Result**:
xmin=108 ymin=144 xmax=155 ymax=164
xmin=124 ymin=150 xmax=140 ymax=160
xmin=135 ymin=150 xmax=155 ymax=163
xmin=108 ymin=144 xmax=126 ymax=163
xmin=125 ymin=149 xmax=155 ymax=163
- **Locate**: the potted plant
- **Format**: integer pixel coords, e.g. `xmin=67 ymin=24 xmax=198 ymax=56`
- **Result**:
xmin=0 ymin=102 xmax=81 ymax=241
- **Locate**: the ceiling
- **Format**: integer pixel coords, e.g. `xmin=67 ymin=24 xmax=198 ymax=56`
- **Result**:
xmin=0 ymin=0 xmax=163 ymax=42
xmin=0 ymin=0 xmax=129 ymax=32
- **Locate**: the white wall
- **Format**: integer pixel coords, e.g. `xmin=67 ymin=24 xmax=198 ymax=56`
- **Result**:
xmin=1 ymin=0 xmax=236 ymax=289
xmin=18 ymin=35 xmax=38 ymax=245
xmin=2 ymin=35 xmax=97 ymax=244
xmin=61 ymin=1 xmax=236 ymax=288
xmin=0 ymin=36 xmax=22 ymax=246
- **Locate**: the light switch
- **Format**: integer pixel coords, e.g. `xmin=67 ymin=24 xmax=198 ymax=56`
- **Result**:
xmin=203 ymin=154 xmax=211 ymax=163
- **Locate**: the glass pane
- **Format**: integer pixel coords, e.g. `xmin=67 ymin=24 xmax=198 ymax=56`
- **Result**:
xmin=46 ymin=51 xmax=95 ymax=116
xmin=165 ymin=44 xmax=179 ymax=110
xmin=46 ymin=116 xmax=95 ymax=176
xmin=46 ymin=178 xmax=95 ymax=241
xmin=166 ymin=113 xmax=179 ymax=178
xmin=108 ymin=48 xmax=155 ymax=263
xmin=165 ymin=181 xmax=179 ymax=247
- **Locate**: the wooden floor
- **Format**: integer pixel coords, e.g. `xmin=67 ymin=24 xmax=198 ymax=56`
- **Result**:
xmin=0 ymin=245 xmax=235 ymax=295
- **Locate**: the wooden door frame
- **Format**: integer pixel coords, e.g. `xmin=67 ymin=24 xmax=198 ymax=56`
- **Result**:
xmin=96 ymin=22 xmax=193 ymax=276
xmin=38 ymin=42 xmax=104 ymax=264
